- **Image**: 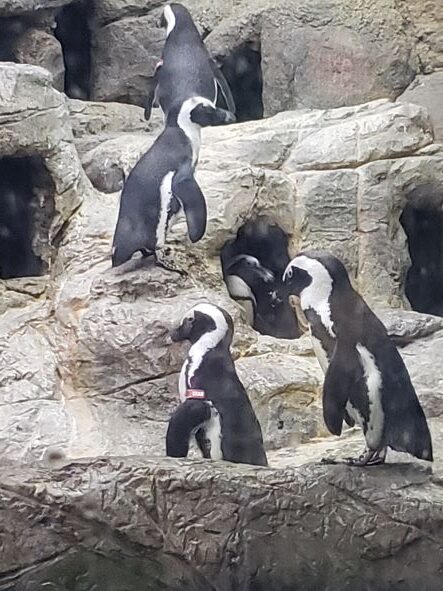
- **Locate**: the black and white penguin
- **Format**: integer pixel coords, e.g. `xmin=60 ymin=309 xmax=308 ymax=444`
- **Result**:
xmin=167 ymin=303 xmax=268 ymax=466
xmin=283 ymin=250 xmax=433 ymax=466
xmin=144 ymin=3 xmax=236 ymax=121
xmin=223 ymin=254 xmax=300 ymax=338
xmin=112 ymin=96 xmax=233 ymax=268
xmin=223 ymin=254 xmax=274 ymax=326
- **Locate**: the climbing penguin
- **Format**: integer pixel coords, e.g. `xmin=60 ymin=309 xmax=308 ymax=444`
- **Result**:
xmin=112 ymin=96 xmax=233 ymax=268
xmin=144 ymin=3 xmax=236 ymax=121
xmin=224 ymin=254 xmax=300 ymax=338
xmin=167 ymin=303 xmax=268 ymax=466
xmin=283 ymin=250 xmax=433 ymax=466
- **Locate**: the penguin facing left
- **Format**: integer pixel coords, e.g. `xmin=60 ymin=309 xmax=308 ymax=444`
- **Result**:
xmin=167 ymin=303 xmax=268 ymax=466
xmin=145 ymin=3 xmax=236 ymax=121
xmin=112 ymin=96 xmax=233 ymax=268
xmin=283 ymin=250 xmax=433 ymax=466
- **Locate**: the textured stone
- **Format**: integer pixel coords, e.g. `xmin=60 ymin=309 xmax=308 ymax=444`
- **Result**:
xmin=398 ymin=71 xmax=443 ymax=141
xmin=1 ymin=61 xmax=443 ymax=589
xmin=0 ymin=0 xmax=70 ymax=17
xmin=90 ymin=10 xmax=165 ymax=106
xmin=88 ymin=0 xmax=443 ymax=114
xmin=1 ymin=445 xmax=443 ymax=589
xmin=13 ymin=28 xmax=65 ymax=91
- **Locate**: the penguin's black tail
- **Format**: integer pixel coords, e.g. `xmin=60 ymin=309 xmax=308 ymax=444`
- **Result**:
xmin=166 ymin=399 xmax=212 ymax=458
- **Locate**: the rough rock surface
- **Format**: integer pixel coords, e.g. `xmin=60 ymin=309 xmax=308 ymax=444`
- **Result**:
xmin=1 ymin=63 xmax=443 ymax=589
xmin=1 ymin=443 xmax=442 ymax=590
xmin=79 ymin=98 xmax=443 ymax=309
xmin=398 ymin=71 xmax=443 ymax=141
xmin=0 ymin=63 xmax=89 ymax=267
xmin=89 ymin=0 xmax=443 ymax=114
xmin=12 ymin=27 xmax=65 ymax=91
xmin=0 ymin=0 xmax=70 ymax=17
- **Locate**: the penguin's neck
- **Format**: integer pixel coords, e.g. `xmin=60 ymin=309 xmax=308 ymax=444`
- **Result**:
xmin=300 ymin=284 xmax=335 ymax=338
xmin=186 ymin=333 xmax=230 ymax=388
xmin=177 ymin=110 xmax=201 ymax=166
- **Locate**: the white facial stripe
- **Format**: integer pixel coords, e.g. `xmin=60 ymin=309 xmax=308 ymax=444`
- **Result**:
xmin=286 ymin=255 xmax=335 ymax=337
xmin=184 ymin=304 xmax=229 ymax=386
xmin=356 ymin=343 xmax=384 ymax=449
xmin=177 ymin=96 xmax=215 ymax=166
xmin=164 ymin=5 xmax=176 ymax=37
xmin=156 ymin=171 xmax=175 ymax=248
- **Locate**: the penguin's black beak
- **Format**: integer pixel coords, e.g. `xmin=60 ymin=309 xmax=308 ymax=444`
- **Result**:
xmin=170 ymin=327 xmax=184 ymax=342
xmin=190 ymin=104 xmax=236 ymax=127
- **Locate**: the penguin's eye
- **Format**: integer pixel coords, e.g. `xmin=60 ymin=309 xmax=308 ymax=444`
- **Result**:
xmin=287 ymin=268 xmax=293 ymax=279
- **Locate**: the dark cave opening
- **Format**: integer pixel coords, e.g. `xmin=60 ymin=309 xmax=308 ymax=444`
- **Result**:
xmin=219 ymin=42 xmax=264 ymax=122
xmin=0 ymin=17 xmax=25 ymax=61
xmin=400 ymin=202 xmax=443 ymax=317
xmin=221 ymin=218 xmax=301 ymax=339
xmin=0 ymin=155 xmax=55 ymax=280
xmin=55 ymin=0 xmax=91 ymax=99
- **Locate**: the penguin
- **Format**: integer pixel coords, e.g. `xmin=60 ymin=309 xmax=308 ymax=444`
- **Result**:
xmin=283 ymin=250 xmax=433 ymax=466
xmin=223 ymin=254 xmax=274 ymax=326
xmin=112 ymin=96 xmax=234 ymax=268
xmin=144 ymin=3 xmax=236 ymax=122
xmin=223 ymin=254 xmax=300 ymax=338
xmin=167 ymin=303 xmax=268 ymax=466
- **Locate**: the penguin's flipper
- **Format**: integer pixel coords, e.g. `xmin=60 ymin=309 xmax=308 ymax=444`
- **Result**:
xmin=166 ymin=399 xmax=212 ymax=457
xmin=172 ymin=166 xmax=207 ymax=243
xmin=144 ymin=79 xmax=157 ymax=121
xmin=323 ymin=345 xmax=359 ymax=436
xmin=210 ymin=57 xmax=236 ymax=115
xmin=144 ymin=60 xmax=163 ymax=120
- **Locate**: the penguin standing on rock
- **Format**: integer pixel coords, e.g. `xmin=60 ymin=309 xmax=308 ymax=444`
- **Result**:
xmin=112 ymin=96 xmax=233 ymax=268
xmin=167 ymin=303 xmax=268 ymax=466
xmin=144 ymin=3 xmax=236 ymax=122
xmin=283 ymin=250 xmax=433 ymax=466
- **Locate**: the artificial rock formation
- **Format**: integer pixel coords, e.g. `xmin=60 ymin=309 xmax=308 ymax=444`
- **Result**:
xmin=1 ymin=62 xmax=443 ymax=590
xmin=89 ymin=0 xmax=443 ymax=117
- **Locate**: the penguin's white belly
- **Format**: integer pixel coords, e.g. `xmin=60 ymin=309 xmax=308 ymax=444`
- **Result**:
xmin=355 ymin=343 xmax=384 ymax=449
xmin=178 ymin=361 xmax=187 ymax=402
xmin=205 ymin=405 xmax=223 ymax=460
xmin=310 ymin=335 xmax=329 ymax=374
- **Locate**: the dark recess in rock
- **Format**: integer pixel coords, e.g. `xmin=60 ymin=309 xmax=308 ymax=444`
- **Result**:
xmin=0 ymin=155 xmax=55 ymax=279
xmin=55 ymin=0 xmax=91 ymax=99
xmin=220 ymin=42 xmax=263 ymax=122
xmin=0 ymin=17 xmax=26 ymax=61
xmin=221 ymin=217 xmax=300 ymax=338
xmin=400 ymin=184 xmax=443 ymax=317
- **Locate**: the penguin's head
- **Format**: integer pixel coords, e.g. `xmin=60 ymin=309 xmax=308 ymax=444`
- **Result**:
xmin=225 ymin=254 xmax=274 ymax=283
xmin=171 ymin=303 xmax=234 ymax=346
xmin=171 ymin=96 xmax=235 ymax=134
xmin=283 ymin=250 xmax=351 ymax=301
xmin=161 ymin=4 xmax=196 ymax=37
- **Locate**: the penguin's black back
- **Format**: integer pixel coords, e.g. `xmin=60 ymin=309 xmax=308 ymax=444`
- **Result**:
xmin=159 ymin=23 xmax=216 ymax=113
xmin=112 ymin=126 xmax=191 ymax=261
xmin=329 ymin=288 xmax=433 ymax=460
xmin=190 ymin=347 xmax=268 ymax=466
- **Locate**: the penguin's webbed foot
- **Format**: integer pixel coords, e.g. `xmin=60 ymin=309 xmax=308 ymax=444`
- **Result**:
xmin=344 ymin=447 xmax=387 ymax=467
xmin=321 ymin=447 xmax=387 ymax=467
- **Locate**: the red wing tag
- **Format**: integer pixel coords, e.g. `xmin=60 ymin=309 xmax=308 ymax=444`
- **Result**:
xmin=185 ymin=389 xmax=206 ymax=400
